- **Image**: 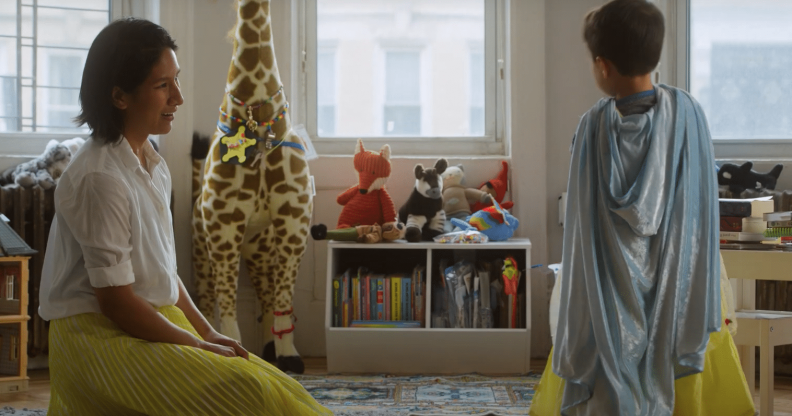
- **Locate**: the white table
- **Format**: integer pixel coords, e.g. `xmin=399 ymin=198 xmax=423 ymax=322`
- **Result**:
xmin=722 ymin=249 xmax=792 ymax=416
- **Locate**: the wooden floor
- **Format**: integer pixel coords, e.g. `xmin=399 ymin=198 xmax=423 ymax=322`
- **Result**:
xmin=2 ymin=357 xmax=792 ymax=414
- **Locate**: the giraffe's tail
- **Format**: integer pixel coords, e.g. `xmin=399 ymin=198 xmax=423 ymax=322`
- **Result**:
xmin=191 ymin=132 xmax=211 ymax=205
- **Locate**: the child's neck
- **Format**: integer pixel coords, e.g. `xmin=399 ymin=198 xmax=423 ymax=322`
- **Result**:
xmin=612 ymin=74 xmax=654 ymax=100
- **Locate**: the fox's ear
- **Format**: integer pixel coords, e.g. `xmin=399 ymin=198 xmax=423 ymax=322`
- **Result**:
xmin=355 ymin=138 xmax=365 ymax=155
xmin=380 ymin=144 xmax=391 ymax=162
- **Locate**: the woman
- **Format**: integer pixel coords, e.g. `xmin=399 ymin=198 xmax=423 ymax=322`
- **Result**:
xmin=39 ymin=18 xmax=331 ymax=416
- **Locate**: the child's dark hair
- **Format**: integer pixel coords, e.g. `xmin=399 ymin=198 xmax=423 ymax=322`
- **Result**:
xmin=583 ymin=0 xmax=664 ymax=77
xmin=75 ymin=18 xmax=177 ymax=144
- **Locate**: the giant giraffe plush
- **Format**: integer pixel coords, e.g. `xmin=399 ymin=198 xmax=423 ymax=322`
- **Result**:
xmin=192 ymin=0 xmax=311 ymax=374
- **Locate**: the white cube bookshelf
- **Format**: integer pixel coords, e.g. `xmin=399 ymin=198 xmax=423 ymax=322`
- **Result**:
xmin=324 ymin=238 xmax=531 ymax=375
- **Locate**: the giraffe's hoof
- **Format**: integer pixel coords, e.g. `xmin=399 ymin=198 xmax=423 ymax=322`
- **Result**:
xmin=262 ymin=341 xmax=276 ymax=362
xmin=311 ymin=224 xmax=327 ymax=240
xmin=277 ymin=355 xmax=305 ymax=374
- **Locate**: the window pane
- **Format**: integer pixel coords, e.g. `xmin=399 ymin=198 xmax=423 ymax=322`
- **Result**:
xmin=0 ymin=38 xmax=16 ymax=76
xmin=386 ymin=51 xmax=419 ymax=103
xmin=0 ymin=1 xmax=18 ymax=37
xmin=0 ymin=1 xmax=108 ymax=133
xmin=317 ymin=50 xmax=336 ymax=136
xmin=384 ymin=105 xmax=420 ymax=135
xmin=0 ymin=77 xmax=17 ymax=131
xmin=318 ymin=105 xmax=336 ymax=136
xmin=37 ymin=0 xmax=108 ymax=9
xmin=691 ymin=0 xmax=792 ymax=139
xmin=317 ymin=0 xmax=485 ymax=138
xmin=37 ymin=8 xmax=108 ymax=49
xmin=469 ymin=51 xmax=483 ymax=135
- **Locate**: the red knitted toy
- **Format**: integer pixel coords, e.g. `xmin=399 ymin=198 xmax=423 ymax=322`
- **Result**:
xmin=335 ymin=139 xmax=397 ymax=229
xmin=471 ymin=160 xmax=513 ymax=212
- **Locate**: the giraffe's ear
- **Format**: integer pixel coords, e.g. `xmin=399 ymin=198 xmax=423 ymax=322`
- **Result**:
xmin=380 ymin=144 xmax=391 ymax=162
xmin=355 ymin=138 xmax=364 ymax=155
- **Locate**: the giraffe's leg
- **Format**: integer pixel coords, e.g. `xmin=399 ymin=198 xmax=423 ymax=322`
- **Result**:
xmin=192 ymin=200 xmax=215 ymax=323
xmin=268 ymin=215 xmax=306 ymax=373
xmin=265 ymin=147 xmax=313 ymax=374
xmin=200 ymin=200 xmax=248 ymax=342
xmin=240 ymin=223 xmax=276 ymax=362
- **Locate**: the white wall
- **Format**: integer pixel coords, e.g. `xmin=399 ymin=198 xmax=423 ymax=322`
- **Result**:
xmin=155 ymin=0 xmax=554 ymax=358
xmin=155 ymin=0 xmax=660 ymax=360
xmin=545 ymin=0 xmax=605 ymax=266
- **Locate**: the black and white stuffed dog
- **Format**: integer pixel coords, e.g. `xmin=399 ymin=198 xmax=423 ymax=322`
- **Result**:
xmin=398 ymin=158 xmax=448 ymax=242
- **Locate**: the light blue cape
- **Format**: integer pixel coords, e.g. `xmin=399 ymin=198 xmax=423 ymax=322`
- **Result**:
xmin=553 ymin=85 xmax=720 ymax=416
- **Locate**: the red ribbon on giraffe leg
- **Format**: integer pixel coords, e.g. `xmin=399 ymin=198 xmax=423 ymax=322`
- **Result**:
xmin=272 ymin=307 xmax=297 ymax=338
xmin=273 ymin=308 xmax=293 ymax=316
xmin=271 ymin=324 xmax=295 ymax=339
xmin=273 ymin=307 xmax=297 ymax=322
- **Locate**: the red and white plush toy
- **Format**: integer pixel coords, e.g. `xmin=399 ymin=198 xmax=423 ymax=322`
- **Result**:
xmin=471 ymin=160 xmax=513 ymax=212
xmin=311 ymin=139 xmax=402 ymax=243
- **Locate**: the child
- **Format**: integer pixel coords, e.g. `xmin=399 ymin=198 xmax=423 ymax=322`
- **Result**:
xmin=529 ymin=1 xmax=755 ymax=415
xmin=39 ymin=18 xmax=331 ymax=415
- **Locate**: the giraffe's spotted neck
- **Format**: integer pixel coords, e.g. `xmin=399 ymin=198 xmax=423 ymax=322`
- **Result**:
xmin=219 ymin=0 xmax=290 ymax=139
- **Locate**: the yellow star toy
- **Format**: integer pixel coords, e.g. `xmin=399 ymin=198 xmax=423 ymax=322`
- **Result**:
xmin=221 ymin=126 xmax=257 ymax=163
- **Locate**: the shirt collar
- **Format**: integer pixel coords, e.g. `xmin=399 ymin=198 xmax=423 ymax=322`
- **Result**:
xmin=115 ymin=136 xmax=162 ymax=171
xmin=615 ymin=87 xmax=657 ymax=107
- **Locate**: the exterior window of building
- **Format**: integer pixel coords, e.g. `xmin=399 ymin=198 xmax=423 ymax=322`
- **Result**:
xmin=0 ymin=1 xmax=111 ymax=133
xmin=317 ymin=49 xmax=336 ymax=136
xmin=690 ymin=0 xmax=792 ymax=140
xmin=306 ymin=0 xmax=503 ymax=155
xmin=383 ymin=50 xmax=420 ymax=136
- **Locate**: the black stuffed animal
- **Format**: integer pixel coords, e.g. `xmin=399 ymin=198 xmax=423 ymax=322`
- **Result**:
xmin=718 ymin=162 xmax=783 ymax=194
xmin=398 ymin=158 xmax=448 ymax=242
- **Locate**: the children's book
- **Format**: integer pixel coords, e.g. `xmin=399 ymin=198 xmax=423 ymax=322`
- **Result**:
xmin=719 ymin=196 xmax=773 ymax=218
xmin=332 ymin=276 xmax=342 ymax=327
xmin=341 ymin=269 xmax=352 ymax=327
xmin=719 ymin=216 xmax=743 ymax=232
xmin=349 ymin=320 xmax=422 ymax=328
xmin=719 ymin=231 xmax=775 ymax=242
xmin=413 ymin=265 xmax=425 ymax=326
xmin=401 ymin=277 xmax=412 ymax=321
xmin=352 ymin=276 xmax=359 ymax=321
xmin=391 ymin=276 xmax=401 ymax=321
xmin=768 ymin=220 xmax=792 ymax=228
xmin=373 ymin=275 xmax=385 ymax=320
xmin=364 ymin=274 xmax=371 ymax=321
xmin=384 ymin=277 xmax=391 ymax=321
xmin=764 ymin=211 xmax=792 ymax=222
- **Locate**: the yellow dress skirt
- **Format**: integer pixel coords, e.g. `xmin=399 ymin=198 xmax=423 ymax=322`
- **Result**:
xmin=47 ymin=305 xmax=332 ymax=416
xmin=530 ymin=258 xmax=755 ymax=416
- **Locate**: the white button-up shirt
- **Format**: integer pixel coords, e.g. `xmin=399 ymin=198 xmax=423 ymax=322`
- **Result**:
xmin=39 ymin=136 xmax=180 ymax=321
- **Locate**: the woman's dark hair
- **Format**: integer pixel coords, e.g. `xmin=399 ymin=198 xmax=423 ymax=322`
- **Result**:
xmin=75 ymin=18 xmax=177 ymax=144
xmin=583 ymin=0 xmax=664 ymax=77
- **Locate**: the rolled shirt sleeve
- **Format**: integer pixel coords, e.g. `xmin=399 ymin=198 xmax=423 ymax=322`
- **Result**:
xmin=56 ymin=172 xmax=135 ymax=288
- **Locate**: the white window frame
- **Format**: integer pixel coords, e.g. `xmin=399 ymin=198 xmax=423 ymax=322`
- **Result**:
xmin=660 ymin=0 xmax=792 ymax=160
xmin=0 ymin=0 xmax=158 ymax=158
xmin=297 ymin=0 xmax=506 ymax=157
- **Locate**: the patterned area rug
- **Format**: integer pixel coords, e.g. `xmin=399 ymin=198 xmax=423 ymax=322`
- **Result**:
xmin=295 ymin=373 xmax=541 ymax=416
xmin=0 ymin=407 xmax=45 ymax=415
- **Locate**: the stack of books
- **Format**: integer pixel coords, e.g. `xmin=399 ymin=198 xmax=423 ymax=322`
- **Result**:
xmin=719 ymin=196 xmax=776 ymax=244
xmin=762 ymin=211 xmax=792 ymax=245
xmin=332 ymin=265 xmax=426 ymax=328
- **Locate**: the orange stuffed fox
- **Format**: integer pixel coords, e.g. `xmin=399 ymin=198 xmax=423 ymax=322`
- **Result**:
xmin=335 ymin=139 xmax=397 ymax=229
xmin=311 ymin=139 xmax=402 ymax=243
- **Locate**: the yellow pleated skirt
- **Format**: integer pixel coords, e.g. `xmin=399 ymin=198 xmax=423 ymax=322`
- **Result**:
xmin=47 ymin=305 xmax=332 ymax=416
xmin=529 ymin=298 xmax=755 ymax=415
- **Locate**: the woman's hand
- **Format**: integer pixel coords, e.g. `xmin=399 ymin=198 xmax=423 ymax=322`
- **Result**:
xmin=200 ymin=330 xmax=249 ymax=360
